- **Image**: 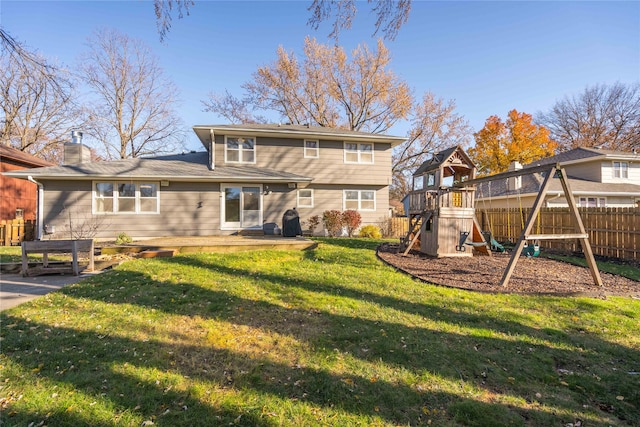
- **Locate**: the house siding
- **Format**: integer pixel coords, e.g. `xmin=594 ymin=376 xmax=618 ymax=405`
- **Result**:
xmin=41 ymin=180 xmax=221 ymax=240
xmin=262 ymin=183 xmax=388 ymax=235
xmin=40 ymin=180 xmax=388 ymax=239
xmin=214 ymin=135 xmax=392 ymax=186
xmin=564 ymin=162 xmax=602 ymax=181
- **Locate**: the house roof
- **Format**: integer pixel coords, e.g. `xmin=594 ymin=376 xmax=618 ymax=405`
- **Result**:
xmin=192 ymin=123 xmax=406 ymax=149
xmin=3 ymin=151 xmax=313 ymax=183
xmin=0 ymin=145 xmax=54 ymax=168
xmin=413 ymin=145 xmax=475 ymax=176
xmin=476 ymin=173 xmax=640 ymax=200
xmin=523 ymin=147 xmax=638 ymax=168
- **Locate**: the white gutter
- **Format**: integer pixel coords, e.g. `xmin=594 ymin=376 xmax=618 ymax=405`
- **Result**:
xmin=27 ymin=175 xmax=43 ymax=240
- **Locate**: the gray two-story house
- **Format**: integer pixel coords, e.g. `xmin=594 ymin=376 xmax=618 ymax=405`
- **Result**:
xmin=4 ymin=124 xmax=404 ymax=240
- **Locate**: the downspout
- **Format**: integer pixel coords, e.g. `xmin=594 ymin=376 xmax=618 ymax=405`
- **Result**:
xmin=27 ymin=176 xmax=43 ymax=240
xmin=209 ymin=129 xmax=215 ymax=171
xmin=545 ymin=193 xmax=562 ymax=208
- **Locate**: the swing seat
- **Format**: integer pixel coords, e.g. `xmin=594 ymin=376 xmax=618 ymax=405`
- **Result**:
xmin=456 ymin=231 xmax=490 ymax=252
xmin=523 ymin=243 xmax=540 ymax=257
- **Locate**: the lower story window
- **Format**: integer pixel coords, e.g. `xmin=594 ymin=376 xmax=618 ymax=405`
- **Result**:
xmin=94 ymin=182 xmax=159 ymax=214
xmin=344 ymin=190 xmax=376 ymax=211
xmin=579 ymin=197 xmax=606 ymax=208
xmin=297 ymin=189 xmax=314 ymax=208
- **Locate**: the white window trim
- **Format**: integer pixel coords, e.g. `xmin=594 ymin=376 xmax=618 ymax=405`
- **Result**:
xmin=297 ymin=189 xmax=314 ymax=208
xmin=343 ymin=189 xmax=376 ymax=211
xmin=343 ymin=142 xmax=374 ymax=164
xmin=304 ymin=140 xmax=319 ymax=159
xmin=224 ymin=135 xmax=257 ymax=164
xmin=578 ymin=196 xmax=606 ymax=208
xmin=92 ymin=181 xmax=160 ymax=215
xmin=612 ymin=161 xmax=629 ymax=179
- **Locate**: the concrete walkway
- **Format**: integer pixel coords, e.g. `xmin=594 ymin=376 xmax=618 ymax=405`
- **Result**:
xmin=0 ymin=271 xmax=102 ymax=311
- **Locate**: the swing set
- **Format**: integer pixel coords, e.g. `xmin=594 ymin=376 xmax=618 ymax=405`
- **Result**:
xmin=452 ymin=162 xmax=603 ymax=287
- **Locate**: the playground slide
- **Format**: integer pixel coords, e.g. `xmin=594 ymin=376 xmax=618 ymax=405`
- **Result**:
xmin=490 ymin=238 xmax=505 ymax=252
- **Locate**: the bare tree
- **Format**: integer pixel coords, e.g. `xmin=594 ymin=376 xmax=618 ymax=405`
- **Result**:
xmin=208 ymin=37 xmax=413 ymax=133
xmin=79 ymin=28 xmax=185 ymax=159
xmin=0 ymin=43 xmax=80 ymax=163
xmin=307 ymin=0 xmax=412 ymax=41
xmin=154 ymin=0 xmax=194 ymax=42
xmin=391 ymin=93 xmax=472 ymax=197
xmin=201 ymin=90 xmax=267 ymax=124
xmin=538 ymin=82 xmax=640 ymax=151
xmin=151 ymin=1 xmax=409 ymax=44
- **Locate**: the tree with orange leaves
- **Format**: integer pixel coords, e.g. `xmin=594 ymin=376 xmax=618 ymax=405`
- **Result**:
xmin=204 ymin=37 xmax=412 ymax=134
xmin=469 ymin=109 xmax=557 ymax=175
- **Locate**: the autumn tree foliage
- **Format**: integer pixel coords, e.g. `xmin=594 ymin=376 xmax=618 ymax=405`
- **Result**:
xmin=207 ymin=37 xmax=413 ymax=134
xmin=469 ymin=109 xmax=557 ymax=175
xmin=79 ymin=29 xmax=185 ymax=159
xmin=537 ymin=82 xmax=640 ymax=152
xmin=204 ymin=38 xmax=470 ymax=200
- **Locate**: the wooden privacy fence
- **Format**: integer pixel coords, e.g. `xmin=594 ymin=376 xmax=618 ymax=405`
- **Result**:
xmin=0 ymin=219 xmax=35 ymax=246
xmin=477 ymin=207 xmax=640 ymax=261
xmin=379 ymin=217 xmax=409 ymax=238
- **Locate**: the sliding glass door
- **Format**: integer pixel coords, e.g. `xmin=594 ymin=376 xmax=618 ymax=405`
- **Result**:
xmin=221 ymin=185 xmax=262 ymax=230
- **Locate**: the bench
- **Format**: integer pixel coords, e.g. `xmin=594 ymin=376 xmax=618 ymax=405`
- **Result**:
xmin=21 ymin=239 xmax=94 ymax=276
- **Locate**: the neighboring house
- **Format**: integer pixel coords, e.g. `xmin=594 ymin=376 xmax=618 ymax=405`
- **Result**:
xmin=475 ymin=147 xmax=640 ymax=209
xmin=3 ymin=125 xmax=404 ymax=240
xmin=0 ymin=145 xmax=53 ymax=221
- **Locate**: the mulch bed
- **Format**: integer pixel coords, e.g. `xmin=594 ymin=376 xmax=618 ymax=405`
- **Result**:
xmin=377 ymin=243 xmax=640 ymax=298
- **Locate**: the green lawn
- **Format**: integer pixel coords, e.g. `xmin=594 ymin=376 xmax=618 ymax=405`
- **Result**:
xmin=1 ymin=238 xmax=638 ymax=426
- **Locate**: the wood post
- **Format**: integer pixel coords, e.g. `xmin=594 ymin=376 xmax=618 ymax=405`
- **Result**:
xmin=500 ymin=165 xmax=603 ymax=287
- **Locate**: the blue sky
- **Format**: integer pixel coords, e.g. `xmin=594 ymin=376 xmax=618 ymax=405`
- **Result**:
xmin=2 ymin=0 xmax=639 ymax=152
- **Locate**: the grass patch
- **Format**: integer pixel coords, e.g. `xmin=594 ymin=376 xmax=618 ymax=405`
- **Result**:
xmin=1 ymin=238 xmax=638 ymax=426
xmin=0 ymin=246 xmax=27 ymax=263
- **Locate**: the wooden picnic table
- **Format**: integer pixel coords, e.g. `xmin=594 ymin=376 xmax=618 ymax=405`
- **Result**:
xmin=21 ymin=239 xmax=94 ymax=276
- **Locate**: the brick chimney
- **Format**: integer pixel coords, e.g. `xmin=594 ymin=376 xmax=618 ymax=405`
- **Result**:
xmin=63 ymin=130 xmax=92 ymax=165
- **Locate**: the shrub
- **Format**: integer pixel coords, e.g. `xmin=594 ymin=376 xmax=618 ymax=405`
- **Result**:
xmin=358 ymin=224 xmax=382 ymax=239
xmin=115 ymin=232 xmax=133 ymax=245
xmin=305 ymin=215 xmax=321 ymax=234
xmin=342 ymin=210 xmax=362 ymax=237
xmin=322 ymin=210 xmax=343 ymax=237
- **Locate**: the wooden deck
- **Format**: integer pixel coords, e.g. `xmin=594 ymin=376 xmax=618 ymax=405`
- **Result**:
xmin=99 ymin=235 xmax=317 ymax=255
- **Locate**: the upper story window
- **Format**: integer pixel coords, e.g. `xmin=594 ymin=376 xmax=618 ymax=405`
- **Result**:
xmin=613 ymin=161 xmax=629 ymax=179
xmin=225 ymin=136 xmax=256 ymax=164
xmin=94 ymin=182 xmax=159 ymax=214
xmin=304 ymin=140 xmax=319 ymax=158
xmin=344 ymin=142 xmax=374 ymax=164
xmin=413 ymin=176 xmax=424 ymax=191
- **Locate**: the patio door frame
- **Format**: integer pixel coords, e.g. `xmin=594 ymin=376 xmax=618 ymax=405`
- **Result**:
xmin=220 ymin=184 xmax=263 ymax=230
